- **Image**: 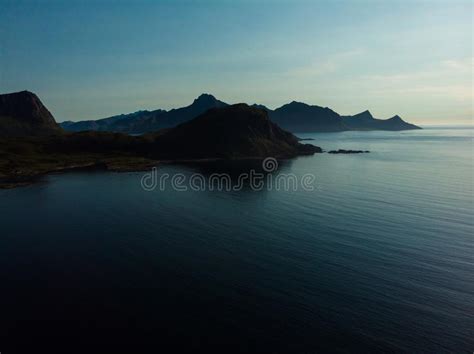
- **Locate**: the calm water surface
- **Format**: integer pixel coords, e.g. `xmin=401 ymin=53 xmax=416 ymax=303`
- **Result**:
xmin=0 ymin=127 xmax=473 ymax=352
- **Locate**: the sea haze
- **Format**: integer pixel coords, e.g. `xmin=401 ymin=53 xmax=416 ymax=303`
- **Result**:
xmin=0 ymin=127 xmax=472 ymax=352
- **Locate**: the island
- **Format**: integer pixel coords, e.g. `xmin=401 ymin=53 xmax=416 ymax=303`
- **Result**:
xmin=0 ymin=91 xmax=322 ymax=188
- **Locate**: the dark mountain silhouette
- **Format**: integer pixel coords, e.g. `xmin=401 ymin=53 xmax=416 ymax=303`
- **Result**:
xmin=251 ymin=103 xmax=270 ymax=111
xmin=147 ymin=93 xmax=228 ymax=132
xmin=342 ymin=110 xmax=421 ymax=131
xmin=60 ymin=93 xmax=227 ymax=134
xmin=60 ymin=109 xmax=166 ymax=133
xmin=61 ymin=94 xmax=420 ymax=134
xmin=343 ymin=110 xmax=374 ymax=125
xmin=0 ymin=91 xmax=62 ymax=136
xmin=148 ymin=104 xmax=321 ymax=159
xmin=0 ymin=92 xmax=321 ymax=187
xmin=268 ymin=101 xmax=347 ymax=132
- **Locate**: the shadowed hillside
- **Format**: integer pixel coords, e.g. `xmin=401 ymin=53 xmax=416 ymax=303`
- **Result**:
xmin=0 ymin=91 xmax=62 ymax=136
xmin=148 ymin=104 xmax=321 ymax=159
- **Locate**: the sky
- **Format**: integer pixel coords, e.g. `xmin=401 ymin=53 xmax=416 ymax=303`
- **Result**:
xmin=0 ymin=0 xmax=472 ymax=124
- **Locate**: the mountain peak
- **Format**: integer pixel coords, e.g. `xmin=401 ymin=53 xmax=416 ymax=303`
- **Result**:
xmin=281 ymin=101 xmax=310 ymax=110
xmin=193 ymin=93 xmax=218 ymax=104
xmin=289 ymin=100 xmax=306 ymax=106
xmin=2 ymin=90 xmax=40 ymax=102
xmin=353 ymin=110 xmax=373 ymax=119
xmin=0 ymin=90 xmax=61 ymax=136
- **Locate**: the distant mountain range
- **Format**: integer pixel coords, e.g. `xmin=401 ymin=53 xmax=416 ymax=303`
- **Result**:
xmin=60 ymin=94 xmax=227 ymax=134
xmin=341 ymin=110 xmax=419 ymax=130
xmin=61 ymin=93 xmax=421 ymax=133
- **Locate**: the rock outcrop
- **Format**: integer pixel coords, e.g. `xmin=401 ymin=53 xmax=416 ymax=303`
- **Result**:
xmin=0 ymin=91 xmax=62 ymax=136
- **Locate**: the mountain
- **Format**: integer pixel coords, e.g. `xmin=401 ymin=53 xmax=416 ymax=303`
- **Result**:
xmin=148 ymin=104 xmax=321 ymax=159
xmin=61 ymin=93 xmax=420 ymax=134
xmin=60 ymin=93 xmax=227 ymax=134
xmin=269 ymin=104 xmax=421 ymax=132
xmin=268 ymin=101 xmax=347 ymax=132
xmin=0 ymin=93 xmax=321 ymax=187
xmin=342 ymin=110 xmax=421 ymax=131
xmin=0 ymin=91 xmax=62 ymax=136
xmin=60 ymin=109 xmax=166 ymax=133
xmin=144 ymin=93 xmax=228 ymax=132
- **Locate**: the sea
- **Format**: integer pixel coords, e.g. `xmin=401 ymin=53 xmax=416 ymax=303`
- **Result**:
xmin=0 ymin=127 xmax=472 ymax=353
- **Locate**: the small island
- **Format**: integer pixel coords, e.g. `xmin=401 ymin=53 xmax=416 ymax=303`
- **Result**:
xmin=328 ymin=149 xmax=370 ymax=154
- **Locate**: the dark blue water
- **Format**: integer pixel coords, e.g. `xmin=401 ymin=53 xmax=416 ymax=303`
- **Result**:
xmin=1 ymin=127 xmax=473 ymax=353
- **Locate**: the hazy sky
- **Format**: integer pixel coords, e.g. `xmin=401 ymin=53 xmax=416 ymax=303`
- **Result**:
xmin=0 ymin=0 xmax=472 ymax=124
